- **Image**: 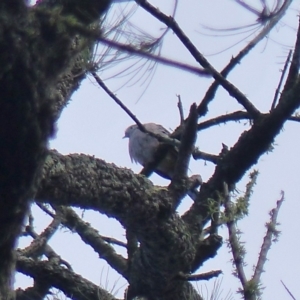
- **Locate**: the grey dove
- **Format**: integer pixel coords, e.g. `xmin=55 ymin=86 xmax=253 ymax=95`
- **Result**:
xmin=124 ymin=123 xmax=178 ymax=179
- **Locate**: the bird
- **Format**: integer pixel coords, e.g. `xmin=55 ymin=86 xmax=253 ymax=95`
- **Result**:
xmin=124 ymin=123 xmax=202 ymax=200
xmin=124 ymin=123 xmax=178 ymax=180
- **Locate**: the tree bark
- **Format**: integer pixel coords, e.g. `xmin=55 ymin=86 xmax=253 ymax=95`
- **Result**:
xmin=0 ymin=1 xmax=110 ymax=298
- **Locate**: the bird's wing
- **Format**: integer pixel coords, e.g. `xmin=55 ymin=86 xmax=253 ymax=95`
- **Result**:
xmin=144 ymin=123 xmax=171 ymax=137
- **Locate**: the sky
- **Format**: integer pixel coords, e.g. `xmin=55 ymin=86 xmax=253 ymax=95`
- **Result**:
xmin=18 ymin=1 xmax=300 ymax=299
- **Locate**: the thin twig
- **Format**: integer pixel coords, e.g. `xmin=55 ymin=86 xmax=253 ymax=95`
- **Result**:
xmin=91 ymin=72 xmax=144 ymax=128
xmin=281 ymin=280 xmax=297 ymax=300
xmin=281 ymin=14 xmax=300 ymax=93
xmin=99 ymin=37 xmax=211 ymax=77
xmin=137 ymin=0 xmax=261 ymax=119
xmin=177 ymin=94 xmax=185 ymax=124
xmin=91 ymin=73 xmax=186 ymax=152
xmin=92 ymin=73 xmax=220 ymax=167
xmin=271 ymin=50 xmax=292 ymax=110
xmin=36 ymin=203 xmax=55 ymax=218
xmin=197 ymin=0 xmax=292 ymax=116
xmin=234 ymin=0 xmax=262 ymax=17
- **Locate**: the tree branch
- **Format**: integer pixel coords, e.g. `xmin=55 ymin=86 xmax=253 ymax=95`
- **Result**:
xmin=52 ymin=205 xmax=129 ymax=279
xmin=37 ymin=150 xmax=173 ymax=223
xmin=98 ymin=37 xmax=211 ymax=77
xmin=0 ymin=1 xmax=112 ymax=296
xmin=22 ymin=216 xmax=61 ymax=259
xmin=252 ymin=192 xmax=284 ymax=285
xmin=183 ymin=77 xmax=300 ymax=229
xmin=280 ymin=280 xmax=296 ymax=300
xmin=91 ymin=72 xmax=144 ymax=127
xmin=16 ymin=256 xmax=117 ymax=300
xmin=280 ymin=13 xmax=300 ymax=94
xmin=192 ymin=149 xmax=220 ymax=164
xmin=169 ymin=104 xmax=199 ymax=207
xmin=197 ymin=111 xmax=251 ymax=131
xmin=223 ymin=183 xmax=247 ymax=289
xmin=37 ymin=150 xmax=203 ymax=299
xmin=271 ymin=50 xmax=292 ymax=110
xmin=176 ymin=270 xmax=222 ymax=281
xmin=197 ymin=0 xmax=292 ymax=116
xmin=137 ymin=0 xmax=262 ymax=119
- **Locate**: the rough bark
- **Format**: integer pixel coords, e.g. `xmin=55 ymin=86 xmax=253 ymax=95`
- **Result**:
xmin=0 ymin=0 xmax=110 ymax=298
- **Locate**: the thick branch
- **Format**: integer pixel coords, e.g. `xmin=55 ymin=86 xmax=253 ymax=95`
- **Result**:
xmin=16 ymin=256 xmax=117 ymax=300
xmin=37 ymin=150 xmax=173 ymax=225
xmin=184 ymin=79 xmax=300 ymax=228
xmin=36 ymin=150 xmax=202 ymax=299
xmin=183 ymin=15 xmax=300 ymax=227
xmin=52 ymin=205 xmax=129 ymax=279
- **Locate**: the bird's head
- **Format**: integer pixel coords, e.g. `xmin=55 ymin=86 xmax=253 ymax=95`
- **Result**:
xmin=123 ymin=124 xmax=138 ymax=139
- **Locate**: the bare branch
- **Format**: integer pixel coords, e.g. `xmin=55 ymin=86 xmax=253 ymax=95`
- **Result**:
xmin=281 ymin=16 xmax=300 ymax=93
xmin=16 ymin=256 xmax=118 ymax=300
xmin=197 ymin=111 xmax=251 ymax=131
xmin=177 ymin=95 xmax=185 ymax=125
xmin=197 ymin=0 xmax=292 ymax=116
xmin=271 ymin=50 xmax=292 ymax=110
xmin=281 ymin=280 xmax=297 ymax=300
xmin=234 ymin=0 xmax=263 ymax=17
xmin=169 ymin=103 xmax=199 ymax=207
xmin=137 ymin=0 xmax=261 ymax=118
xmin=288 ymin=115 xmax=300 ymax=122
xmin=192 ymin=149 xmax=220 ymax=164
xmin=184 ymin=71 xmax=300 ymax=229
xmin=53 ymin=205 xmax=129 ymax=279
xmin=91 ymin=72 xmax=193 ymax=158
xmin=223 ymin=182 xmax=247 ymax=289
xmin=176 ymin=270 xmax=222 ymax=281
xmin=22 ymin=216 xmax=61 ymax=260
xmin=252 ymin=192 xmax=284 ymax=284
xmin=91 ymin=72 xmax=144 ymax=127
xmin=98 ymin=37 xmax=211 ymax=76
